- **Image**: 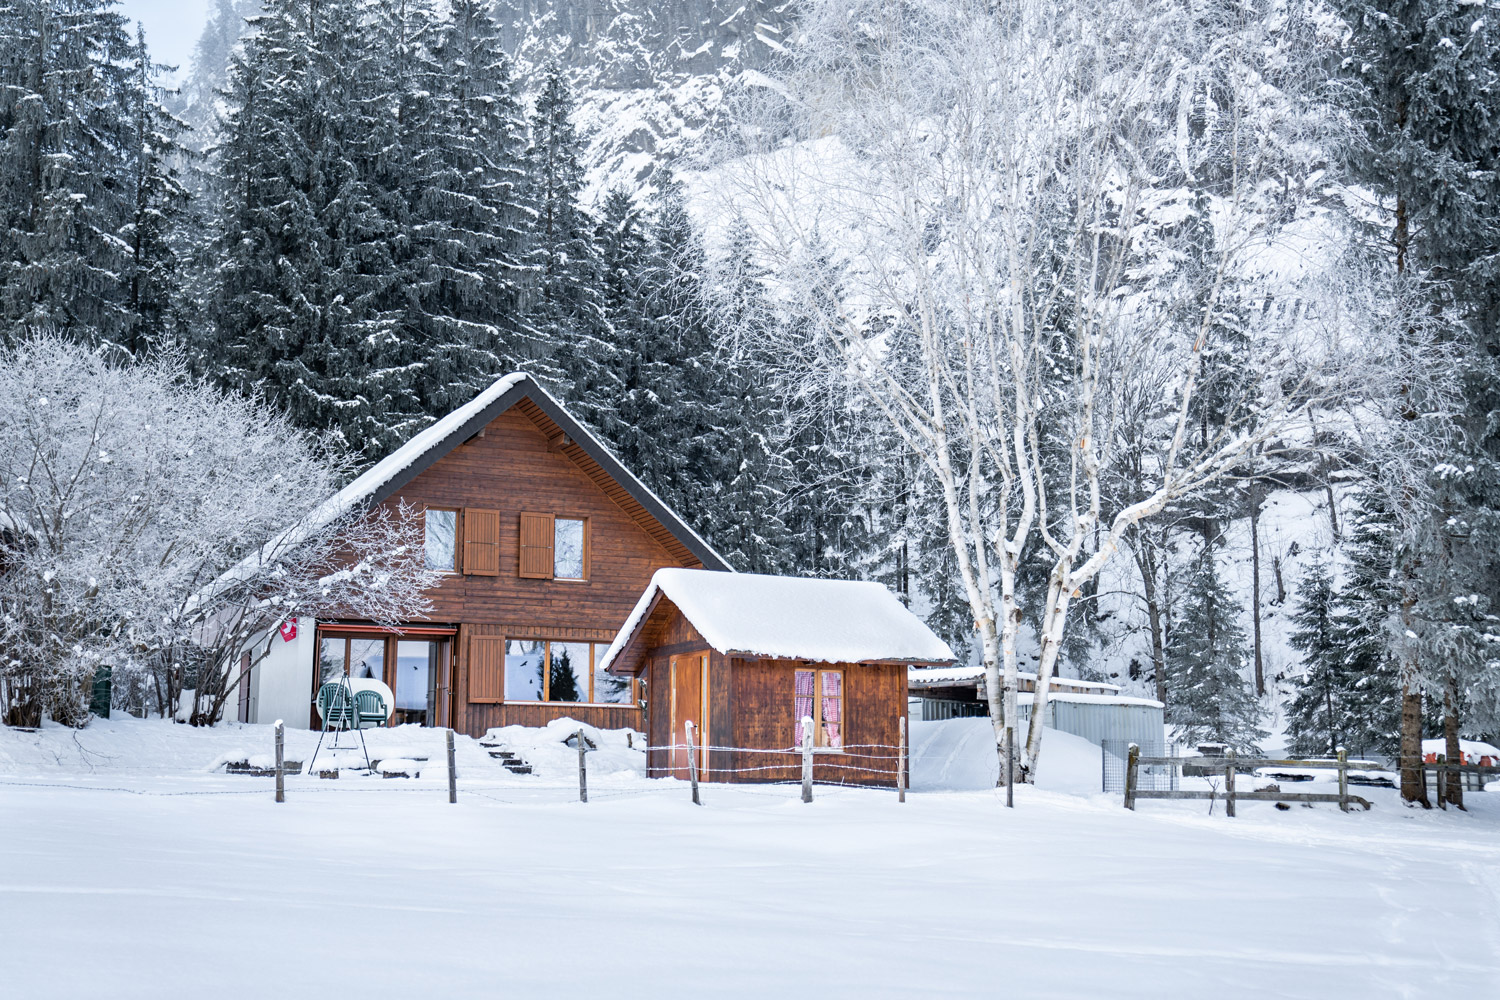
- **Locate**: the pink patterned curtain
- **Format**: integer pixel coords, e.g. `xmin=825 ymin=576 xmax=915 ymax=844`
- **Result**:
xmin=794 ymin=670 xmax=815 ymax=746
xmin=821 ymin=671 xmax=843 ymax=748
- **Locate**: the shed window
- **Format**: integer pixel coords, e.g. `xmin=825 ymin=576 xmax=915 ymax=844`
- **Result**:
xmin=794 ymin=668 xmax=844 ymax=749
xmin=424 ymin=509 xmax=457 ymax=572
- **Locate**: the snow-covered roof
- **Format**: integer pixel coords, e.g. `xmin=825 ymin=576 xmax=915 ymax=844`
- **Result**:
xmin=1422 ymin=738 xmax=1500 ymax=761
xmin=907 ymin=665 xmax=1122 ymax=693
xmin=599 ymin=568 xmax=956 ymax=672
xmin=1018 ymin=691 xmax=1164 ymax=710
xmin=208 ymin=372 xmax=730 ymax=598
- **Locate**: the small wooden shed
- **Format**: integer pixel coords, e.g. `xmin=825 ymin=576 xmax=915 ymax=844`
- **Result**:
xmin=600 ymin=569 xmax=955 ymax=786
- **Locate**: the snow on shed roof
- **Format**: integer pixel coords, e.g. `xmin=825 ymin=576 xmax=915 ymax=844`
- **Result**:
xmin=599 ymin=568 xmax=956 ymax=672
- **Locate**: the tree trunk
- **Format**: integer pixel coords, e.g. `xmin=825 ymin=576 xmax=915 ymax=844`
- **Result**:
xmin=1443 ymin=672 xmax=1464 ymax=810
xmin=1399 ymin=681 xmax=1429 ymax=806
xmin=1249 ymin=474 xmax=1265 ymax=696
xmin=1133 ymin=532 xmax=1168 ymax=705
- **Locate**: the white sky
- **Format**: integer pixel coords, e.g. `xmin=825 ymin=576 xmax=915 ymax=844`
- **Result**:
xmin=116 ymin=0 xmax=210 ymax=79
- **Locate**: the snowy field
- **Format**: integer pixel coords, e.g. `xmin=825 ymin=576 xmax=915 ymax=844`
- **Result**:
xmin=3 ymin=717 xmax=1498 ymax=999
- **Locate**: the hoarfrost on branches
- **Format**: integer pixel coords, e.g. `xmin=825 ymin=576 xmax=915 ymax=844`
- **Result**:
xmin=0 ymin=337 xmax=440 ymax=727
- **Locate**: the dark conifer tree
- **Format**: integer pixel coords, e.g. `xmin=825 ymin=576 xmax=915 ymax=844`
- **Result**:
xmin=523 ymin=67 xmax=601 ymax=389
xmin=121 ymin=25 xmax=192 ymax=357
xmin=1285 ymin=559 xmax=1347 ymax=756
xmin=0 ymin=0 xmax=153 ymax=350
xmin=208 ymin=0 xmax=408 ymax=459
xmin=1338 ymin=0 xmax=1500 ymax=795
xmin=1164 ymin=544 xmax=1266 ymax=752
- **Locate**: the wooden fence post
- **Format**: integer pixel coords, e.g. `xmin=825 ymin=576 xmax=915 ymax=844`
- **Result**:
xmin=686 ymin=721 xmax=701 ymax=805
xmin=1337 ymin=747 xmax=1348 ymax=813
xmin=274 ymin=720 xmax=285 ymax=804
xmin=898 ymin=715 xmax=907 ymax=803
xmin=801 ymin=716 xmax=814 ymax=804
xmin=1124 ymin=743 xmax=1139 ymax=810
xmin=446 ymin=728 xmax=457 ymax=804
xmin=1225 ymin=749 xmax=1237 ymax=818
xmin=577 ymin=728 xmax=588 ymax=803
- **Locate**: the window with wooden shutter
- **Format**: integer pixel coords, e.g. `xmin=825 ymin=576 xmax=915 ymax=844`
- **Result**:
xmin=468 ymin=635 xmax=507 ymax=703
xmin=518 ymin=512 xmax=554 ymax=579
xmin=462 ymin=508 xmax=500 ymax=576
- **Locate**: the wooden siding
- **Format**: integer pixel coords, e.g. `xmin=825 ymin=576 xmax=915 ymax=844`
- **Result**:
xmin=635 ymin=603 xmax=904 ymax=786
xmin=347 ymin=404 xmax=705 ymax=737
xmin=726 ymin=657 xmax=904 ymax=787
xmin=383 ymin=406 xmax=699 ymax=631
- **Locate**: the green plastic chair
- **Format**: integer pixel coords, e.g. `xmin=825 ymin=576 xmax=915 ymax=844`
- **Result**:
xmin=316 ymin=682 xmax=356 ymax=729
xmin=308 ymin=680 xmax=370 ymax=772
xmin=353 ymin=689 xmax=387 ymax=730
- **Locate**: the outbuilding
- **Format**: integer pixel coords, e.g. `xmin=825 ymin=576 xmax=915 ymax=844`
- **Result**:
xmin=600 ymin=569 xmax=955 ymax=786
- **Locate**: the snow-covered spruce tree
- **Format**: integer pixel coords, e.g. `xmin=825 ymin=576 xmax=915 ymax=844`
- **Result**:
xmin=1324 ymin=491 xmax=1404 ymax=758
xmin=522 ymin=66 xmax=602 ymax=390
xmin=1285 ymin=559 xmax=1348 ymax=757
xmin=0 ymin=0 xmax=185 ymax=353
xmin=121 ymin=24 xmax=193 ymax=357
xmin=407 ymin=0 xmax=535 ymax=415
xmin=0 ymin=336 xmax=439 ymax=728
xmin=208 ymin=0 xmax=414 ymax=460
xmin=588 ymin=186 xmax=647 ymax=444
xmin=1337 ymin=0 xmax=1500 ymax=802
xmin=716 ymin=0 xmax=1372 ymax=781
xmin=1164 ymin=544 xmax=1266 ymax=753
xmin=702 ymin=218 xmax=795 ymax=574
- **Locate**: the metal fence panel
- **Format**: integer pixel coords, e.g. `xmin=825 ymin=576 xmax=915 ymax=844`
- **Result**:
xmin=1102 ymin=737 xmax=1177 ymax=793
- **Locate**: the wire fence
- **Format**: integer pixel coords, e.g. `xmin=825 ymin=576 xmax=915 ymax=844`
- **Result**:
xmin=1102 ymin=738 xmax=1176 ymax=793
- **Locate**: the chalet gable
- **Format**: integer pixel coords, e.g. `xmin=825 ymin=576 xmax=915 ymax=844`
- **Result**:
xmin=315 ymin=374 xmax=730 ymax=572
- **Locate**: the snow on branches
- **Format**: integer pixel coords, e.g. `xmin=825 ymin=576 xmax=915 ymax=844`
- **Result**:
xmin=713 ymin=0 xmax=1422 ymax=780
xmin=0 ymin=337 xmax=440 ymax=727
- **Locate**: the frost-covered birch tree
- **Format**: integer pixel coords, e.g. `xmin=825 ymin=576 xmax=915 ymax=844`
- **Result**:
xmin=714 ymin=0 xmax=1386 ymax=780
xmin=0 ymin=337 xmax=439 ymax=727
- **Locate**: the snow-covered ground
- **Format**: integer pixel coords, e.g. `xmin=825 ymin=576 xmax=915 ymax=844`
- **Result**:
xmin=3 ymin=716 xmax=1497 ymax=998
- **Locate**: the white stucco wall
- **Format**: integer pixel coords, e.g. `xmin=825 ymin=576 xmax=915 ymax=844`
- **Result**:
xmin=246 ymin=619 xmax=317 ymax=728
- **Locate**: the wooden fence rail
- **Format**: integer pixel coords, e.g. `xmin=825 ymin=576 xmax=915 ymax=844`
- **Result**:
xmin=1125 ymin=745 xmax=1376 ymax=815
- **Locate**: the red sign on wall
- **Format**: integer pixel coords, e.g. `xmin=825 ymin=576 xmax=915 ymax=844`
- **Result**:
xmin=278 ymin=618 xmax=298 ymax=643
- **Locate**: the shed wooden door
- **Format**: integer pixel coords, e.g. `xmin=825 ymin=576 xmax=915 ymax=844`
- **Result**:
xmin=669 ymin=653 xmax=709 ymax=778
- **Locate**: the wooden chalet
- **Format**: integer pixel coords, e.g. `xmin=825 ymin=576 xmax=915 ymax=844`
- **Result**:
xmin=236 ymin=373 xmax=731 ymax=736
xmin=599 ymin=569 xmax=955 ymax=786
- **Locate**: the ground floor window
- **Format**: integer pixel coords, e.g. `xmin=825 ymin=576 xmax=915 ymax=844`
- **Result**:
xmin=504 ymin=638 xmax=634 ymax=705
xmin=315 ymin=631 xmax=450 ymax=726
xmin=794 ymin=668 xmax=844 ymax=749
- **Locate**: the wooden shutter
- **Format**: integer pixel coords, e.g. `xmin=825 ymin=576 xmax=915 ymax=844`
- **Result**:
xmin=462 ymin=508 xmax=500 ymax=576
xmin=518 ymin=512 xmax=554 ymax=579
xmin=469 ymin=636 xmax=507 ymax=703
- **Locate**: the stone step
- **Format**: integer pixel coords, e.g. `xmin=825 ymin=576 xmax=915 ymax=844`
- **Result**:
xmin=502 ymin=762 xmax=533 ymax=775
xmin=487 ymin=750 xmax=517 ymax=760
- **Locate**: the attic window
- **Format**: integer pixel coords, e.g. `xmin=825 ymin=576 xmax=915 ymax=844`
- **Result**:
xmin=424 ymin=509 xmax=457 ymax=572
xmin=554 ymin=518 xmax=586 ymax=579
xmin=518 ymin=513 xmax=589 ymax=580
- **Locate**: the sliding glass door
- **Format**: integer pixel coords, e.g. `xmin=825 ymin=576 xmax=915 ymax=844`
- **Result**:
xmin=314 ymin=631 xmax=451 ymax=727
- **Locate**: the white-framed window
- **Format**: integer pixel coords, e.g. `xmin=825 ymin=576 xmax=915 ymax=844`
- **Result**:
xmin=424 ymin=508 xmax=457 ymax=572
xmin=553 ymin=517 xmax=586 ymax=579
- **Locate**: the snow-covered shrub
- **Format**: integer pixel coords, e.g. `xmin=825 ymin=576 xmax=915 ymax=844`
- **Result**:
xmin=0 ymin=337 xmax=439 ymax=727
